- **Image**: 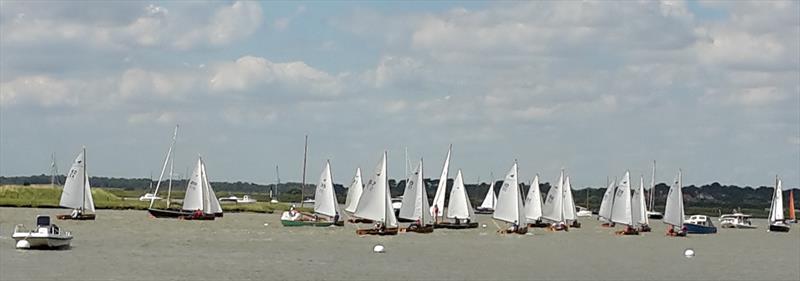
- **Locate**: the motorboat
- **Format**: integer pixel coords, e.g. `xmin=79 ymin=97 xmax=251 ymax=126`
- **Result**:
xmin=12 ymin=216 xmax=72 ymax=249
xmin=576 ymin=207 xmax=592 ymax=217
xmin=391 ymin=197 xmax=403 ymax=216
xmin=683 ymin=215 xmax=718 ymax=234
xmin=719 ymin=213 xmax=757 ymax=229
xmin=646 ymin=210 xmax=663 ymax=219
xmin=139 ymin=193 xmax=162 ymax=201
xmin=219 ymin=195 xmax=240 ymax=203
xmin=237 ymin=195 xmax=257 ymax=204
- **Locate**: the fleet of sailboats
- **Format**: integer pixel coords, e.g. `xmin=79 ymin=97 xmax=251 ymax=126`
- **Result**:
xmin=281 ymin=161 xmax=344 ymax=227
xmin=57 ymin=147 xmax=96 ymax=220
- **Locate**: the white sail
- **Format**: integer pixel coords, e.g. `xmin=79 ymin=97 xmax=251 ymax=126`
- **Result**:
xmin=493 ymin=162 xmax=524 ymax=224
xmin=610 ymin=171 xmax=633 ymax=226
xmin=769 ymin=177 xmax=785 ymax=223
xmin=663 ymin=170 xmax=684 ymax=227
xmin=59 ymin=149 xmax=95 ymax=212
xmin=478 ymin=180 xmax=497 ymax=210
xmin=541 ymin=170 xmax=565 ymax=223
xmin=523 ymin=175 xmax=543 ymax=222
xmin=598 ymin=178 xmax=616 ymax=221
xmin=631 ymin=175 xmax=648 ymax=225
xmin=203 ymin=160 xmax=222 ymax=215
xmin=182 ymin=159 xmax=205 ymax=211
xmin=562 ymin=176 xmax=577 ymax=222
xmin=355 ymin=152 xmax=398 ymax=227
xmin=430 ymin=145 xmax=451 ymax=217
xmin=398 ymin=164 xmax=418 ymax=219
xmin=447 ymin=170 xmax=474 ymax=220
xmin=314 ymin=161 xmax=338 ymax=217
xmin=344 ymin=168 xmax=363 ymax=213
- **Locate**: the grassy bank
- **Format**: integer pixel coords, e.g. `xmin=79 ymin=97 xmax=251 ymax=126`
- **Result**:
xmin=0 ymin=185 xmax=303 ymax=214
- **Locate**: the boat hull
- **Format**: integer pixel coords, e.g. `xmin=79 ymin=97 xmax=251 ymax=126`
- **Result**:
xmin=433 ymin=222 xmax=479 ymax=229
xmin=347 ymin=218 xmax=374 ymax=224
xmin=721 ymin=222 xmax=758 ymax=229
xmin=647 ymin=213 xmax=664 ymax=219
xmin=474 ymin=208 xmax=494 ymax=214
xmin=570 ymin=221 xmax=581 ymax=228
xmin=13 ymin=236 xmax=72 ymax=249
xmin=280 ymin=220 xmax=343 ymax=227
xmin=181 ymin=214 xmax=216 ymax=220
xmin=402 ymin=224 xmax=434 ymax=233
xmin=768 ymin=223 xmax=791 ymax=232
xmin=527 ymin=221 xmax=550 ymax=228
xmin=56 ymin=214 xmax=95 ymax=220
xmin=356 ymin=227 xmax=399 ymax=236
xmin=638 ymin=224 xmax=652 ymax=232
xmin=683 ymin=223 xmax=717 ymax=234
xmin=148 ymin=208 xmax=192 ymax=218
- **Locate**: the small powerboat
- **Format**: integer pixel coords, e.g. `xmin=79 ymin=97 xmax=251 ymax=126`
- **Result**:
xmin=646 ymin=210 xmax=664 ymax=219
xmin=12 ymin=216 xmax=72 ymax=249
xmin=576 ymin=207 xmax=592 ymax=217
xmin=719 ymin=213 xmax=757 ymax=229
xmin=138 ymin=193 xmax=161 ymax=201
xmin=683 ymin=215 xmax=718 ymax=234
xmin=237 ymin=195 xmax=257 ymax=204
xmin=219 ymin=195 xmax=240 ymax=203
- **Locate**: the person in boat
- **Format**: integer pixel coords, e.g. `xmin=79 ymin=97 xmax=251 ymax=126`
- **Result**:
xmin=70 ymin=209 xmax=80 ymax=219
xmin=333 ymin=212 xmax=340 ymax=223
xmin=455 ymin=217 xmax=461 ymax=225
xmin=465 ymin=218 xmax=471 ymax=225
xmin=433 ymin=205 xmax=440 ymax=223
xmin=193 ymin=209 xmax=203 ymax=218
xmin=510 ymin=220 xmax=519 ymax=233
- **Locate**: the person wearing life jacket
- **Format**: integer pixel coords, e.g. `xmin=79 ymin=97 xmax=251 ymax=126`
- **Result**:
xmin=193 ymin=209 xmax=203 ymax=218
xmin=433 ymin=205 xmax=440 ymax=223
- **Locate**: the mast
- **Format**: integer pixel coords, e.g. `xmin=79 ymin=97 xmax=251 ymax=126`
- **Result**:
xmin=51 ymin=153 xmax=57 ymax=188
xmin=82 ymin=146 xmax=87 ymax=212
xmin=275 ymin=165 xmax=281 ymax=201
xmin=150 ymin=125 xmax=178 ymax=209
xmin=300 ymin=135 xmax=308 ymax=207
xmin=649 ymin=160 xmax=656 ymax=212
xmin=167 ymin=125 xmax=178 ymax=209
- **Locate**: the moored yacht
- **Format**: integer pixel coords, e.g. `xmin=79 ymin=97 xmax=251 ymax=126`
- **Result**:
xmin=719 ymin=212 xmax=757 ymax=229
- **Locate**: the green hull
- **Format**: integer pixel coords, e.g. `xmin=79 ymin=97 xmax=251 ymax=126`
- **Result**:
xmin=280 ymin=220 xmax=342 ymax=227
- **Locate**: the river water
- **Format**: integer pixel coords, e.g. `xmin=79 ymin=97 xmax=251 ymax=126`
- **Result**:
xmin=1 ymin=207 xmax=798 ymax=280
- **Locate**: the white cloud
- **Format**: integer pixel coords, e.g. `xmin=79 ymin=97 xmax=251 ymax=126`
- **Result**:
xmin=209 ymin=56 xmax=343 ymax=97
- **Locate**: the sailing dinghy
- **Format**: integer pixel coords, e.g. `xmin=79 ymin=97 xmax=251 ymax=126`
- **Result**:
xmin=789 ymin=190 xmax=797 ymax=224
xmin=562 ymin=175 xmax=580 ymax=228
xmin=493 ymin=162 xmax=528 ymax=234
xmin=354 ymin=152 xmax=399 ymax=235
xmin=610 ymin=171 xmax=638 ymax=235
xmin=56 ymin=147 xmax=96 ymax=220
xmin=150 ymin=157 xmax=223 ymax=220
xmin=430 ymin=145 xmax=451 ymax=224
xmin=768 ymin=176 xmax=790 ymax=232
xmin=598 ymin=178 xmax=617 ymax=227
xmin=475 ymin=178 xmax=497 ymax=214
xmin=524 ymin=175 xmax=548 ymax=228
xmin=631 ymin=175 xmax=651 ymax=232
xmin=663 ymin=170 xmax=686 ymax=236
xmin=435 ymin=170 xmax=478 ymax=229
xmin=398 ymin=160 xmax=434 ymax=233
xmin=281 ymin=160 xmax=344 ymax=227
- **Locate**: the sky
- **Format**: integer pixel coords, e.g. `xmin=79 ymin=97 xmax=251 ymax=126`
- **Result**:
xmin=0 ymin=1 xmax=798 ymax=189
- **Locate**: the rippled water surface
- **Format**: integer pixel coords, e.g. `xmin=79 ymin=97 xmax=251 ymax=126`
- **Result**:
xmin=1 ymin=207 xmax=798 ymax=280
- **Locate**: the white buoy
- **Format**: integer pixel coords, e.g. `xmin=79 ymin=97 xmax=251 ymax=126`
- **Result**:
xmin=16 ymin=240 xmax=30 ymax=249
xmin=684 ymin=248 xmax=695 ymax=258
xmin=482 ymin=224 xmax=487 ymax=228
xmin=263 ymin=223 xmax=269 ymax=226
xmin=373 ymin=244 xmax=385 ymax=253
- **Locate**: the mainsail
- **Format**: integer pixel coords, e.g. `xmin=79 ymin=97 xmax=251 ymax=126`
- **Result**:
xmin=663 ymin=170 xmax=684 ymax=227
xmin=59 ymin=148 xmax=95 ymax=213
xmin=314 ymin=161 xmax=338 ymax=218
xmin=631 ymin=175 xmax=649 ymax=225
xmin=447 ymin=170 xmax=475 ymax=220
xmin=610 ymin=171 xmax=633 ymax=226
xmin=562 ymin=176 xmax=577 ymax=222
xmin=598 ymin=178 xmax=617 ymax=221
xmin=430 ymin=145 xmax=451 ymax=217
xmin=344 ymin=168 xmax=363 ymax=213
xmin=524 ymin=174 xmax=543 ymax=222
xmin=541 ymin=170 xmax=565 ymax=223
xmin=769 ymin=176 xmax=785 ymax=223
xmin=398 ymin=160 xmax=433 ymax=225
xmin=493 ymin=162 xmax=524 ymax=225
xmin=354 ymin=152 xmax=398 ymax=227
xmin=478 ymin=180 xmax=497 ymax=210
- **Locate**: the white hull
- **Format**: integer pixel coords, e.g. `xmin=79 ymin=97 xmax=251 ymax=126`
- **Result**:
xmin=13 ymin=235 xmax=72 ymax=249
xmin=576 ymin=210 xmax=592 ymax=217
